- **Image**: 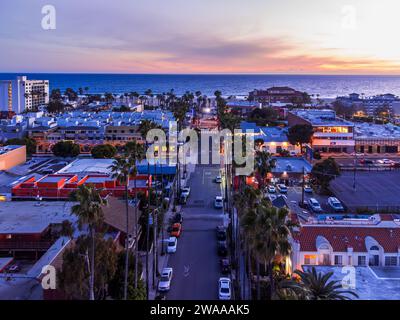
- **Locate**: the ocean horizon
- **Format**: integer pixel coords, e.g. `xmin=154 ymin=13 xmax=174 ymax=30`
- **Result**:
xmin=1 ymin=73 xmax=400 ymax=99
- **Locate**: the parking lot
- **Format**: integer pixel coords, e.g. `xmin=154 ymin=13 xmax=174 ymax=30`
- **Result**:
xmin=330 ymin=171 xmax=400 ymax=210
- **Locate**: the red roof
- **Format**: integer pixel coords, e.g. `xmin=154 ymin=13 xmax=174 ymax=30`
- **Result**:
xmin=294 ymin=226 xmax=400 ymax=253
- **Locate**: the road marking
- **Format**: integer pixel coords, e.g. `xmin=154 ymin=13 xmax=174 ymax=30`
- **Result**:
xmin=184 ymin=265 xmax=190 ymax=277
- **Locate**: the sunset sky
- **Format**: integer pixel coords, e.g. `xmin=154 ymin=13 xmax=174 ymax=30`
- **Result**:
xmin=1 ymin=0 xmax=399 ymax=74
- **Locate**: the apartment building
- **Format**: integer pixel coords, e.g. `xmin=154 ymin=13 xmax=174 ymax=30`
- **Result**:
xmin=249 ymin=86 xmax=305 ymax=104
xmin=0 ymin=76 xmax=49 ymax=113
xmin=104 ymin=125 xmax=144 ymax=145
xmin=288 ymin=109 xmax=355 ymax=153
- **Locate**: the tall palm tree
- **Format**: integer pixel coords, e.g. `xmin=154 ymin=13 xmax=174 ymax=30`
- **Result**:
xmin=254 ymin=151 xmax=276 ymax=190
xmin=254 ymin=205 xmax=297 ymax=299
xmin=71 ymin=185 xmax=107 ymax=300
xmin=125 ymin=141 xmax=146 ymax=288
xmin=285 ymin=267 xmax=359 ymax=300
xmin=109 ymin=156 xmax=136 ymax=300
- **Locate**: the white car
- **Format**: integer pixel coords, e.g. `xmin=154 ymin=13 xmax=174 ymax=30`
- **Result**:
xmin=277 ymin=184 xmax=288 ymax=193
xmin=218 ymin=277 xmax=231 ymax=300
xmin=158 ymin=267 xmax=173 ymax=292
xmin=181 ymin=186 xmax=191 ymax=197
xmin=214 ymin=196 xmax=224 ymax=209
xmin=166 ymin=237 xmax=177 ymax=253
xmin=267 ymin=185 xmax=276 ymax=193
xmin=304 ymin=185 xmax=313 ymax=193
xmin=327 ymin=197 xmax=344 ymax=212
xmin=215 ymin=175 xmax=222 ymax=183
xmin=377 ymin=159 xmax=394 ymax=165
xmin=308 ymin=198 xmax=323 ymax=212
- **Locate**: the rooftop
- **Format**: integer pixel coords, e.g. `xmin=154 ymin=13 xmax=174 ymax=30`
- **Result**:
xmin=57 ymin=159 xmax=115 ymax=175
xmin=0 ymin=145 xmax=24 ymax=156
xmin=272 ymin=157 xmax=312 ymax=174
xmin=0 ymin=202 xmax=76 ymax=234
xmin=354 ymin=122 xmax=400 ymax=139
xmin=290 ymin=109 xmax=354 ymax=127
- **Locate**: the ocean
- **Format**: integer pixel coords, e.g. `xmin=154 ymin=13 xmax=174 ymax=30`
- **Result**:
xmin=1 ymin=73 xmax=400 ymax=99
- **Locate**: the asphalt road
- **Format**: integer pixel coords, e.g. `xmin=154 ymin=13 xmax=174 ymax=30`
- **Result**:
xmin=166 ymin=164 xmax=224 ymax=300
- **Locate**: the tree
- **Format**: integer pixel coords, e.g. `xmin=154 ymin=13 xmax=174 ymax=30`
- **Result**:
xmin=287 ymin=124 xmax=314 ymax=152
xmin=5 ymin=137 xmax=36 ymax=156
xmin=50 ymin=89 xmax=62 ymax=101
xmin=47 ymin=100 xmax=66 ymax=114
xmin=104 ymin=92 xmax=114 ymax=104
xmin=254 ymin=151 xmax=276 ymax=190
xmin=64 ymin=88 xmax=78 ymax=101
xmin=138 ymin=120 xmax=162 ymax=140
xmin=331 ymin=100 xmax=356 ymax=119
xmin=70 ymin=185 xmax=107 ymax=300
xmin=108 ymin=251 xmax=146 ymax=300
xmin=58 ymin=234 xmax=117 ymax=300
xmin=91 ymin=144 xmax=117 ymax=159
xmin=284 ymin=267 xmax=359 ymax=300
xmin=52 ymin=141 xmax=80 ymax=158
xmin=311 ymin=157 xmax=340 ymax=192
xmin=109 ymin=156 xmax=136 ymax=300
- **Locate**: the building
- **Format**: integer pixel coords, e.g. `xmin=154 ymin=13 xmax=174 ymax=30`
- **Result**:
xmin=249 ymin=86 xmax=304 ymax=104
xmin=104 ymin=125 xmax=144 ymax=146
xmin=226 ymin=101 xmax=260 ymax=116
xmin=0 ymin=76 xmax=49 ymax=113
xmin=336 ymin=93 xmax=400 ymax=116
xmin=291 ymin=214 xmax=400 ymax=270
xmin=354 ymin=122 xmax=400 ymax=154
xmin=12 ymin=172 xmax=150 ymax=200
xmin=288 ymin=109 xmax=355 ymax=153
xmin=0 ymin=145 xmax=26 ymax=170
xmin=240 ymin=122 xmax=301 ymax=155
xmin=0 ymin=201 xmax=75 ymax=259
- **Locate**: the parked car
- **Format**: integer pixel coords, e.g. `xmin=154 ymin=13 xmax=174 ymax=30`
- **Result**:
xmin=217 ymin=241 xmax=228 ymax=256
xmin=166 ymin=237 xmax=178 ymax=253
xmin=215 ymin=175 xmax=222 ymax=183
xmin=277 ymin=184 xmax=288 ymax=193
xmin=216 ymin=226 xmax=227 ymax=241
xmin=359 ymin=159 xmax=374 ymax=165
xmin=214 ymin=196 xmax=224 ymax=209
xmin=170 ymin=223 xmax=182 ymax=238
xmin=267 ymin=185 xmax=276 ymax=193
xmin=218 ymin=277 xmax=231 ymax=300
xmin=327 ymin=197 xmax=345 ymax=212
xmin=308 ymin=198 xmax=323 ymax=212
xmin=172 ymin=212 xmax=183 ymax=224
xmin=181 ymin=186 xmax=191 ymax=197
xmin=158 ymin=267 xmax=173 ymax=292
xmin=179 ymin=193 xmax=188 ymax=205
xmin=220 ymin=259 xmax=231 ymax=274
xmin=304 ymin=185 xmax=313 ymax=193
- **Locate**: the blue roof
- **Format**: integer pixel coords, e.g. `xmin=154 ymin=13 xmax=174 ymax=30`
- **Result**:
xmin=240 ymin=122 xmax=289 ymax=143
xmin=136 ymin=160 xmax=177 ymax=175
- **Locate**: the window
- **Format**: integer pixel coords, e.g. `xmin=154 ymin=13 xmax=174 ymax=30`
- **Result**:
xmin=370 ymin=245 xmax=379 ymax=251
xmin=385 ymin=256 xmax=397 ymax=266
xmin=304 ymin=255 xmax=317 ymax=265
xmin=358 ymin=256 xmax=366 ymax=266
xmin=334 ymin=255 xmax=343 ymax=266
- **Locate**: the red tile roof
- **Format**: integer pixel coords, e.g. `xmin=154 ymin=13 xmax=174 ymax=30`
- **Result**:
xmin=294 ymin=226 xmax=400 ymax=253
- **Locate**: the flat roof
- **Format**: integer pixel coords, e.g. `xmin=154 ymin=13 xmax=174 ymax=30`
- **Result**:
xmin=355 ymin=122 xmax=400 ymax=139
xmin=290 ymin=109 xmax=354 ymax=127
xmin=272 ymin=157 xmax=312 ymax=173
xmin=0 ymin=145 xmax=24 ymax=155
xmin=0 ymin=202 xmax=76 ymax=234
xmin=58 ymin=159 xmax=114 ymax=175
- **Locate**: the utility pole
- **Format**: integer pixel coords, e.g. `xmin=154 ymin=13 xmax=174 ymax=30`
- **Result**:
xmin=146 ymin=160 xmax=151 ymax=300
xmin=353 ymin=152 xmax=357 ymax=191
xmin=301 ymin=166 xmax=305 ymax=205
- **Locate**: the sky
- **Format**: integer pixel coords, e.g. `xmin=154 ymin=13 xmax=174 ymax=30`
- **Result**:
xmin=0 ymin=0 xmax=399 ymax=74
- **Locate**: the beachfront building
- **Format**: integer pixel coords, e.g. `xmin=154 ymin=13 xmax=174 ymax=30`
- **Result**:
xmin=336 ymin=93 xmax=400 ymax=116
xmin=0 ymin=76 xmax=49 ymax=113
xmin=248 ymin=86 xmax=305 ymax=105
xmin=290 ymin=214 xmax=400 ymax=271
xmin=288 ymin=109 xmax=355 ymax=154
xmin=226 ymin=101 xmax=261 ymax=116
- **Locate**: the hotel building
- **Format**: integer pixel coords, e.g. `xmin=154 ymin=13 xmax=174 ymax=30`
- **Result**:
xmin=0 ymin=76 xmax=49 ymax=113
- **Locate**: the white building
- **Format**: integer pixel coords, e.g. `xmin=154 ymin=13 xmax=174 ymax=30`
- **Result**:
xmin=0 ymin=76 xmax=49 ymax=113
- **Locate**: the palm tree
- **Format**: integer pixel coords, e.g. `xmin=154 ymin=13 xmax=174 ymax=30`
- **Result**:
xmin=283 ymin=267 xmax=359 ymax=300
xmin=138 ymin=120 xmax=162 ymax=140
xmin=254 ymin=151 xmax=276 ymax=190
xmin=254 ymin=205 xmax=296 ymax=299
xmin=109 ymin=156 xmax=136 ymax=300
xmin=125 ymin=141 xmax=146 ymax=288
xmin=71 ymin=185 xmax=107 ymax=300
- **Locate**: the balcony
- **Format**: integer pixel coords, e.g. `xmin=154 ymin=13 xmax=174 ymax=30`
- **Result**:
xmin=0 ymin=241 xmax=52 ymax=251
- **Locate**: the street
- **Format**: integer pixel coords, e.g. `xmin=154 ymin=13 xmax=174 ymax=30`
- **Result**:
xmin=166 ymin=164 xmax=224 ymax=300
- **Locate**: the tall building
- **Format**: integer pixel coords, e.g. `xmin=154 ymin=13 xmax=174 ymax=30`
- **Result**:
xmin=0 ymin=76 xmax=49 ymax=113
